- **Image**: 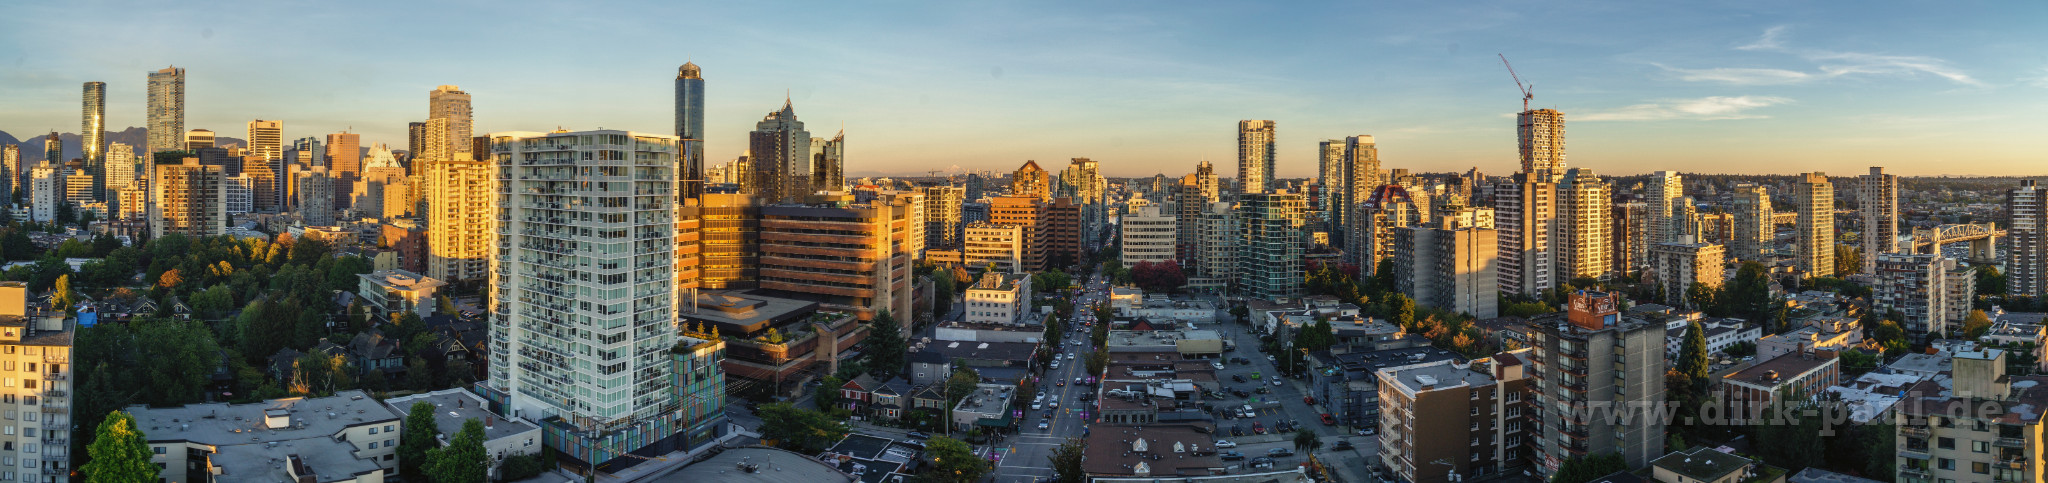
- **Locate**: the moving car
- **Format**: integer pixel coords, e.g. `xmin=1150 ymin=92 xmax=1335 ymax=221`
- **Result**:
xmin=1214 ymin=439 xmax=1237 ymax=448
xmin=1039 ymin=419 xmax=1051 ymax=430
xmin=1250 ymin=457 xmax=1275 ymax=468
xmin=1219 ymin=451 xmax=1245 ymax=461
xmin=1272 ymin=379 xmax=1283 ymax=386
xmin=1267 ymin=448 xmax=1294 ymax=457
xmin=1332 ymin=440 xmax=1354 ymax=450
xmin=907 ymin=431 xmax=931 ymax=440
xmin=1303 ymin=396 xmax=1316 ymax=405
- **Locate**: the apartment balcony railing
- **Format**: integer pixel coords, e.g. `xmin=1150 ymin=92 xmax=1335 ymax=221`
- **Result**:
xmin=1900 ymin=426 xmax=1930 ymax=438
xmin=1994 ymin=436 xmax=2026 ymax=448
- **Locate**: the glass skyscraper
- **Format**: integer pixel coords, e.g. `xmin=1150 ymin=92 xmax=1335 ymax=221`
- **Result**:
xmin=147 ymin=66 xmax=185 ymax=157
xmin=82 ymin=81 xmax=106 ymax=201
xmin=675 ymin=62 xmax=706 ymax=200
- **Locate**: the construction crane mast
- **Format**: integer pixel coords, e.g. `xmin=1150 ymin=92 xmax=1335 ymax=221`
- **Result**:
xmin=1499 ymin=54 xmax=1533 ymax=111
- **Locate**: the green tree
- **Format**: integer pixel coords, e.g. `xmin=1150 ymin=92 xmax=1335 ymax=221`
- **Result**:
xmin=1754 ymin=399 xmax=1829 ymax=470
xmin=134 ymin=318 xmax=223 ymax=406
xmin=757 ymin=402 xmax=851 ymax=454
xmin=1229 ymin=305 xmax=1249 ymax=324
xmin=191 ymin=284 xmax=236 ymax=319
xmin=499 ymin=452 xmax=551 ymax=481
xmin=1386 ymin=293 xmax=1416 ymax=327
xmin=1084 ymin=348 xmax=1108 ymax=377
xmin=1839 ymin=349 xmax=1879 ymax=377
xmin=82 ymin=411 xmax=158 ymax=483
xmin=864 ymin=310 xmax=907 ymax=377
xmin=400 ymin=402 xmax=440 ymax=477
xmin=52 ymin=274 xmax=77 ymax=314
xmin=1978 ymin=265 xmax=2009 ymax=298
xmin=944 ymin=368 xmax=981 ymax=407
xmin=816 ymin=375 xmax=845 ymax=410
xmin=1685 ymin=281 xmax=1717 ymax=311
xmin=1677 ymin=321 xmax=1710 ymax=380
xmin=1292 ymin=429 xmax=1322 ymax=452
xmin=1048 ymin=437 xmax=1086 ymax=483
xmin=1033 ymin=269 xmax=1072 ymax=292
xmin=1550 ymin=452 xmax=1629 ymax=483
xmin=923 ymin=436 xmax=989 ymax=483
xmin=1833 ymin=244 xmax=1862 ymax=276
xmin=1874 ymin=319 xmax=1910 ymax=354
xmin=423 ymin=418 xmax=488 ymax=483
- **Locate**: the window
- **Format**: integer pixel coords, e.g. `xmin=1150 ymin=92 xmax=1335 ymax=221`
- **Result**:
xmin=1938 ymin=437 xmax=1956 ymax=449
xmin=369 ymin=427 xmax=378 ymax=435
xmin=1973 ymin=462 xmax=1991 ymax=474
xmin=154 ymin=447 xmax=165 ymax=455
xmin=1939 ymin=458 xmax=1955 ymax=470
xmin=367 ymin=441 xmax=378 ymax=449
xmin=1974 ymin=440 xmax=1990 ymax=453
xmin=385 ymin=425 xmax=395 ymax=432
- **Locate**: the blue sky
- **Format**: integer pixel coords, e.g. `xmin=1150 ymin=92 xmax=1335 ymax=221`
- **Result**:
xmin=3 ymin=1 xmax=2044 ymax=178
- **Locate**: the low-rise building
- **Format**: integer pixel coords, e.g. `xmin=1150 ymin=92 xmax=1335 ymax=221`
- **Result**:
xmin=963 ymin=271 xmax=1033 ymax=326
xmin=1106 ymin=329 xmax=1223 ymax=358
xmin=1376 ymin=354 xmax=1532 ymax=483
xmin=1666 ymin=318 xmax=1762 ymax=357
xmin=1981 ymin=313 xmax=2047 ymax=373
xmin=1826 ymin=371 xmax=1923 ymax=424
xmin=1308 ymin=345 xmax=1461 ymax=429
xmin=950 ymin=383 xmax=1018 ymax=432
xmin=355 ymin=269 xmax=445 ymax=322
xmin=1081 ymin=425 xmax=1224 ymax=478
xmin=1119 ymin=296 xmax=1218 ymax=324
xmin=1649 ymin=446 xmax=1785 ymax=483
xmin=681 ymin=290 xmax=859 ymax=399
xmin=1755 ymin=316 xmax=1862 ymax=361
xmin=132 ymin=390 xmax=403 ymax=483
xmin=1717 ymin=352 xmax=1840 ymax=422
xmin=382 ymin=389 xmax=542 ymax=479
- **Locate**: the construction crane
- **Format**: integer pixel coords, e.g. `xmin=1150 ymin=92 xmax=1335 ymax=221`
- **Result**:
xmin=1499 ymin=54 xmax=1533 ymax=111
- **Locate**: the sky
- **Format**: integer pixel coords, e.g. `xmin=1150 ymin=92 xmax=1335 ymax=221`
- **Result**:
xmin=3 ymin=1 xmax=2045 ymax=178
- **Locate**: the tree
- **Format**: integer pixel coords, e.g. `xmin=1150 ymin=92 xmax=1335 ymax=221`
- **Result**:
xmin=1033 ymin=269 xmax=1072 ymax=293
xmin=82 ymin=411 xmax=158 ymax=483
xmin=1129 ymin=260 xmax=1187 ymax=294
xmin=1230 ymin=305 xmax=1249 ymax=324
xmin=1292 ymin=429 xmax=1322 ymax=452
xmin=1048 ymin=437 xmax=1086 ymax=483
xmin=865 ymin=310 xmax=907 ymax=377
xmin=1874 ymin=320 xmax=1910 ymax=354
xmin=1685 ymin=281 xmax=1717 ymax=311
xmin=757 ymin=402 xmax=851 ymax=453
xmin=923 ymin=436 xmax=989 ymax=483
xmin=817 ymin=375 xmax=845 ymax=410
xmin=499 ymin=452 xmax=551 ymax=481
xmin=156 ymin=267 xmax=184 ymax=290
xmin=1084 ymin=348 xmax=1108 ymax=377
xmin=1387 ymin=293 xmax=1416 ymax=327
xmin=400 ymin=402 xmax=440 ymax=477
xmin=1550 ymin=452 xmax=1629 ymax=483
xmin=1840 ymin=350 xmax=1879 ymax=376
xmin=1962 ymin=309 xmax=1994 ymax=338
xmin=1978 ymin=265 xmax=2009 ymax=298
xmin=423 ymin=418 xmax=488 ymax=483
xmin=1292 ymin=318 xmax=1335 ymax=352
xmin=52 ymin=274 xmax=77 ymax=313
xmin=1678 ymin=322 xmax=1710 ymax=380
xmin=944 ymin=368 xmax=980 ymax=407
xmin=134 ymin=319 xmax=223 ymax=406
xmin=191 ymin=284 xmax=236 ymax=319
xmin=1833 ymin=244 xmax=1862 ymax=276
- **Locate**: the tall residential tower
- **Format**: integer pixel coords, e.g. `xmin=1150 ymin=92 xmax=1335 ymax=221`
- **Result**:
xmin=1238 ymin=120 xmax=1276 ymax=194
xmin=675 ymin=62 xmax=706 ymax=200
xmin=147 ymin=66 xmax=186 ymax=156
xmin=1859 ymin=167 xmax=1900 ymax=274
xmin=746 ymin=100 xmax=811 ymax=203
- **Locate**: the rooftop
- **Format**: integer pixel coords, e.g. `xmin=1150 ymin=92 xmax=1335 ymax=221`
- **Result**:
xmin=1786 ymin=467 xmax=1887 ymax=483
xmin=954 ymin=383 xmax=1016 ymax=415
xmin=1826 ymin=371 xmax=1924 ymax=423
xmin=383 ymin=389 xmax=540 ymax=443
xmin=1898 ymin=373 xmax=2048 ymax=423
xmin=1378 ymin=359 xmax=1496 ymax=396
xmin=128 ymin=390 xmax=401 ymax=483
xmin=650 ymin=447 xmax=855 ymax=483
xmin=1650 ymin=446 xmax=1754 ymax=482
xmin=917 ymin=340 xmax=1038 ymax=362
xmin=357 ymin=269 xmax=446 ymax=292
xmin=682 ymin=289 xmax=824 ymax=335
xmin=1080 ymin=424 xmax=1224 ymax=477
xmin=1722 ymin=352 xmax=1836 ymax=388
xmin=971 ymin=271 xmax=1028 ymax=292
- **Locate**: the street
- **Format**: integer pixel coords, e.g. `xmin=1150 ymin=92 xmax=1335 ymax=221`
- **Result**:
xmin=985 ymin=274 xmax=1383 ymax=483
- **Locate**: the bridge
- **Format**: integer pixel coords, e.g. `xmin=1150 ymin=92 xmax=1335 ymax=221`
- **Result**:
xmin=1909 ymin=223 xmax=2004 ymax=261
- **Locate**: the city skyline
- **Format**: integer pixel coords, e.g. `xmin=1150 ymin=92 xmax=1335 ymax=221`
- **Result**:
xmin=3 ymin=2 xmax=2046 ymax=178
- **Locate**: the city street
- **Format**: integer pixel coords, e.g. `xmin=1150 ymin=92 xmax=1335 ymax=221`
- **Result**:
xmin=991 ymin=273 xmax=1107 ymax=483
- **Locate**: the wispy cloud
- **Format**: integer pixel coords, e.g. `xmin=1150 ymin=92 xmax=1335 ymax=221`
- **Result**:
xmin=1667 ymin=26 xmax=1981 ymax=86
xmin=1653 ymin=64 xmax=1813 ymax=85
xmin=1736 ymin=25 xmax=1787 ymax=51
xmin=2028 ymin=68 xmax=2048 ymax=89
xmin=1578 ymin=96 xmax=1792 ymax=121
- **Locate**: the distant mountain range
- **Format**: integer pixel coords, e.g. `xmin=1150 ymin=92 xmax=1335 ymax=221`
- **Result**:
xmin=0 ymin=127 xmax=247 ymax=164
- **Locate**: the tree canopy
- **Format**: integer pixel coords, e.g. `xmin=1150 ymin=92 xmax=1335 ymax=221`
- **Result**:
xmin=423 ymin=418 xmax=489 ymax=483
xmin=82 ymin=411 xmax=158 ymax=483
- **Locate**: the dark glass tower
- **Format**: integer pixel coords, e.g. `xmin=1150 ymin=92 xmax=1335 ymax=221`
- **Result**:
xmin=676 ymin=62 xmax=706 ymax=201
xmin=82 ymin=82 xmax=106 ymax=201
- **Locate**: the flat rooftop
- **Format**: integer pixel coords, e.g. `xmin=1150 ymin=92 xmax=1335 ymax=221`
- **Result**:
xmin=651 ymin=447 xmax=855 ymax=483
xmin=1723 ymin=353 xmax=1835 ymax=387
xmin=1651 ymin=446 xmax=1752 ymax=482
xmin=682 ymin=289 xmax=823 ymax=335
xmin=1380 ymin=359 xmax=1496 ymax=395
xmin=954 ymin=384 xmax=1016 ymax=416
xmin=129 ymin=390 xmax=401 ymax=483
xmin=919 ymin=340 xmax=1037 ymax=362
xmin=383 ymin=389 xmax=539 ymax=443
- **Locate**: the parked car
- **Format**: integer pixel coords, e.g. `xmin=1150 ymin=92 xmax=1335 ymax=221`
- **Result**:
xmin=1231 ymin=388 xmax=1250 ymax=397
xmin=1211 ymin=361 xmax=1225 ymax=370
xmin=1250 ymin=457 xmax=1275 ymax=468
xmin=1215 ymin=439 xmax=1237 ymax=448
xmin=1320 ymin=413 xmax=1335 ymax=425
xmin=907 ymin=431 xmax=931 ymax=440
xmin=1252 ymin=422 xmax=1265 ymax=434
xmin=1219 ymin=451 xmax=1245 ymax=461
xmin=1271 ymin=379 xmax=1283 ymax=386
xmin=1332 ymin=440 xmax=1354 ymax=450
xmin=1303 ymin=396 xmax=1316 ymax=405
xmin=1255 ymin=386 xmax=1269 ymax=395
xmin=1267 ymin=448 xmax=1294 ymax=457
xmin=1232 ymin=374 xmax=1248 ymax=383
xmin=1250 ymin=371 xmax=1262 ymax=380
xmin=1267 ymin=355 xmax=1277 ymax=362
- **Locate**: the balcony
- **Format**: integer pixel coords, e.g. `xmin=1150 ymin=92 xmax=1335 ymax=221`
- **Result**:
xmin=1898 ymin=465 xmax=1931 ymax=478
xmin=1899 ymin=445 xmax=1931 ymax=459
xmin=1901 ymin=426 xmax=1931 ymax=438
xmin=1994 ymin=436 xmax=2025 ymax=448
